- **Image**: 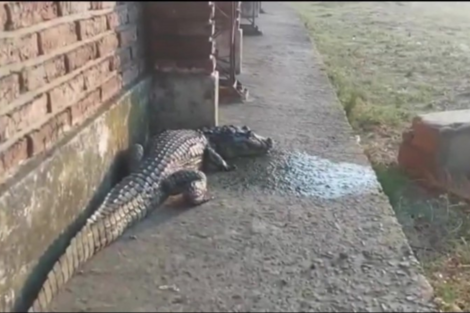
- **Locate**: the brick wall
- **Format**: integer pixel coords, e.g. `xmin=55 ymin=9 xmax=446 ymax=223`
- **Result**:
xmin=0 ymin=2 xmax=220 ymax=311
xmin=144 ymin=1 xmax=216 ymax=74
xmin=142 ymin=2 xmax=218 ymax=134
xmin=0 ymin=1 xmax=147 ymax=183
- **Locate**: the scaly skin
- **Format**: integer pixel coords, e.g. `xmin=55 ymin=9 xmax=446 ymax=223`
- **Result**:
xmin=27 ymin=125 xmax=273 ymax=312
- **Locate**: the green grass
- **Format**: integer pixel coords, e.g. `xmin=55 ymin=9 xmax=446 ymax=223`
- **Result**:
xmin=293 ymin=1 xmax=470 ymax=142
xmin=293 ymin=2 xmax=470 ymax=311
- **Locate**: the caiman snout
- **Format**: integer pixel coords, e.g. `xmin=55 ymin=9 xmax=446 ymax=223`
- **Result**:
xmin=265 ymin=137 xmax=274 ymax=150
xmin=255 ymin=136 xmax=274 ymax=154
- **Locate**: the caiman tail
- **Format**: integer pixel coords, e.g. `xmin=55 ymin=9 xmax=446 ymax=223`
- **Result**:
xmin=27 ymin=172 xmax=164 ymax=312
xmin=25 ymin=126 xmax=274 ymax=312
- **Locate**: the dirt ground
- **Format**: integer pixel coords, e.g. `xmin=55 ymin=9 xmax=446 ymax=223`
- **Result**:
xmin=48 ymin=2 xmax=435 ymax=312
xmin=293 ymin=2 xmax=470 ymax=311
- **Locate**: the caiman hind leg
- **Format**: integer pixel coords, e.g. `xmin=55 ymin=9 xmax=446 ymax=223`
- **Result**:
xmin=204 ymin=146 xmax=236 ymax=172
xmin=163 ymin=169 xmax=214 ymax=206
xmin=127 ymin=143 xmax=145 ymax=173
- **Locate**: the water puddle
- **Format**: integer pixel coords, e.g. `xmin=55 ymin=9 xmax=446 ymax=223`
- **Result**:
xmin=226 ymin=150 xmax=380 ymax=200
xmin=274 ymin=151 xmax=380 ymax=199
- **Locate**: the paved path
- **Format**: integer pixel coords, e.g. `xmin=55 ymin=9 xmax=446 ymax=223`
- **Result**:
xmin=52 ymin=3 xmax=435 ymax=312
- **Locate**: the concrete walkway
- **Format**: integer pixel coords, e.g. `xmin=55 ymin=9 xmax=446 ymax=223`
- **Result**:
xmin=52 ymin=3 xmax=435 ymax=312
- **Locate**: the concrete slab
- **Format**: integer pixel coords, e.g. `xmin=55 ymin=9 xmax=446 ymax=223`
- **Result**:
xmin=417 ymin=109 xmax=470 ymax=127
xmin=399 ymin=109 xmax=470 ymax=200
xmin=400 ymin=110 xmax=470 ymax=174
xmin=51 ymin=3 xmax=435 ymax=312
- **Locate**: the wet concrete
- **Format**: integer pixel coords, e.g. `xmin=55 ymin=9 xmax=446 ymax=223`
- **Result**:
xmin=51 ymin=3 xmax=435 ymax=312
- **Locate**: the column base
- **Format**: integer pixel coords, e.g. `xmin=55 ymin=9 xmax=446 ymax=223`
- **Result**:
xmin=149 ymin=71 xmax=219 ymax=134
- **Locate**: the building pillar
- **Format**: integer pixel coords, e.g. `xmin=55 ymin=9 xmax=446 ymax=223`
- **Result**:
xmin=144 ymin=2 xmax=218 ymax=135
xmin=150 ymin=72 xmax=219 ymax=133
xmin=235 ymin=3 xmax=243 ymax=74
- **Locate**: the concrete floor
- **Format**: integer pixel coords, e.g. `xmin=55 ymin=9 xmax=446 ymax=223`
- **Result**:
xmin=52 ymin=3 xmax=435 ymax=312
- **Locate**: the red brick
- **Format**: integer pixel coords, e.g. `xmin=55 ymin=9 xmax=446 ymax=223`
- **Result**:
xmin=0 ymin=138 xmax=29 ymax=176
xmin=0 ymin=94 xmax=49 ymax=144
xmin=84 ymin=59 xmax=111 ymax=90
xmin=121 ymin=64 xmax=139 ymax=86
xmin=106 ymin=8 xmax=128 ymax=29
xmin=118 ymin=26 xmax=137 ymax=48
xmin=97 ymin=33 xmax=119 ymax=57
xmin=399 ymin=141 xmax=435 ymax=173
xmin=48 ymin=75 xmax=85 ymax=112
xmin=5 ymin=2 xmax=58 ymax=30
xmin=77 ymin=16 xmax=107 ymax=40
xmin=0 ymin=34 xmax=39 ymax=67
xmin=106 ymin=12 xmax=126 ymax=30
xmin=399 ymin=111 xmax=470 ymax=193
xmin=0 ymin=75 xmax=20 ymax=108
xmin=101 ymin=74 xmax=122 ymax=102
xmin=27 ymin=110 xmax=71 ymax=156
xmin=22 ymin=56 xmax=66 ymax=91
xmin=410 ymin=118 xmax=441 ymax=154
xmin=91 ymin=2 xmax=117 ymax=10
xmin=0 ymin=116 xmax=8 ymax=143
xmin=57 ymin=2 xmax=90 ymax=16
xmin=70 ymin=89 xmax=101 ymax=125
xmin=0 ymin=5 xmax=7 ymax=31
xmin=65 ymin=43 xmax=97 ymax=72
xmin=38 ymin=23 xmax=78 ymax=55
xmin=110 ymin=48 xmax=131 ymax=71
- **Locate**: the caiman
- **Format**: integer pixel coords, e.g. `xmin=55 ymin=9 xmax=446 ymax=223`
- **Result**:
xmin=26 ymin=125 xmax=274 ymax=312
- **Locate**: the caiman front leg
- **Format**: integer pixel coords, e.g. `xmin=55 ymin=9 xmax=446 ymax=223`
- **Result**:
xmin=204 ymin=146 xmax=236 ymax=172
xmin=163 ymin=169 xmax=214 ymax=206
xmin=127 ymin=143 xmax=145 ymax=173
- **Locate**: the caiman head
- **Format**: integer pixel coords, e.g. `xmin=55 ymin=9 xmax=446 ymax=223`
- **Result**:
xmin=201 ymin=125 xmax=274 ymax=159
